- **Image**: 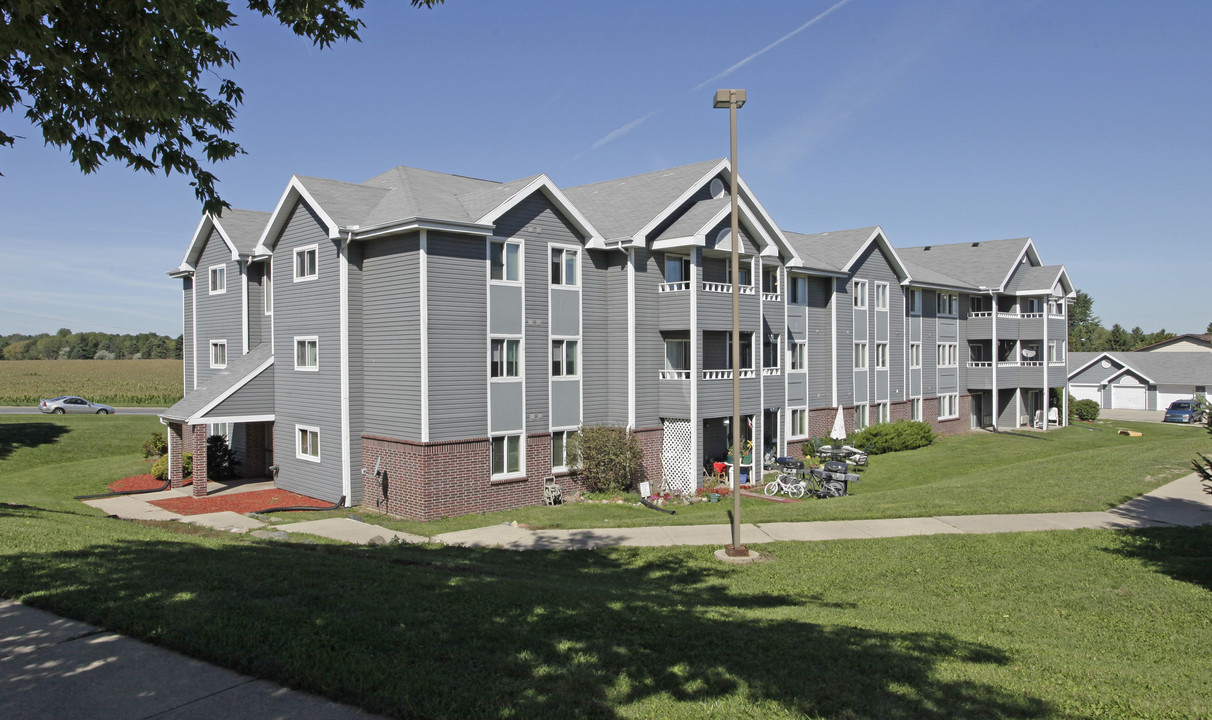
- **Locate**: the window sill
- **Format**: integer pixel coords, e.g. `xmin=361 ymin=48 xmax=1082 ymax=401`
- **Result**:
xmin=489 ymin=474 xmax=528 ymax=486
xmin=296 ymin=454 xmax=322 ymax=463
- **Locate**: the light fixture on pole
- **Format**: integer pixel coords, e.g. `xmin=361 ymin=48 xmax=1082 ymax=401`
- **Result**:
xmin=714 ymin=88 xmax=749 ymax=558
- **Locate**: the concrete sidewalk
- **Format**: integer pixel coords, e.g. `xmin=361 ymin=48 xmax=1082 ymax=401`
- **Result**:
xmin=0 ymin=600 xmax=384 ymax=720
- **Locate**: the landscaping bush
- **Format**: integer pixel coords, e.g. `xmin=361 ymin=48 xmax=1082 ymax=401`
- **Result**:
xmin=565 ymin=425 xmax=643 ymax=493
xmin=849 ymin=420 xmax=937 ymax=455
xmin=1073 ymin=399 xmax=1100 ymax=421
xmin=206 ymin=434 xmax=241 ymax=480
xmin=141 ymin=431 xmax=167 ymax=458
xmin=151 ymin=452 xmax=192 ymax=480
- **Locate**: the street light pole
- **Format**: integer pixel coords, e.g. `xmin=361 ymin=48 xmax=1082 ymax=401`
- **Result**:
xmin=714 ymin=88 xmax=748 ymax=557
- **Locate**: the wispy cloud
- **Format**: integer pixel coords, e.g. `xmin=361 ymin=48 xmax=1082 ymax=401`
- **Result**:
xmin=590 ymin=111 xmax=661 ymax=150
xmin=694 ymin=0 xmax=854 ymax=91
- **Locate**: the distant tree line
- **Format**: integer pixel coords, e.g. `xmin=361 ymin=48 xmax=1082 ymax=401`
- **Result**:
xmin=1068 ymin=290 xmax=1179 ymax=353
xmin=0 ymin=329 xmax=182 ymax=360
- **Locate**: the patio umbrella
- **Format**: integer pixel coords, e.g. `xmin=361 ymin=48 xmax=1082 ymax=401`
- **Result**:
xmin=830 ymin=406 xmax=847 ymax=442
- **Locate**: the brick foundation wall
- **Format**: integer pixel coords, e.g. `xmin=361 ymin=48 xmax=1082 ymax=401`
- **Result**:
xmin=191 ymin=424 xmax=209 ymax=498
xmin=360 ymin=426 xmax=664 ymax=522
xmin=168 ymin=422 xmax=185 ymax=489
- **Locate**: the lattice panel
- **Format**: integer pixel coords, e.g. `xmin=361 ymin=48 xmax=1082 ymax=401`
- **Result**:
xmin=661 ymin=419 xmax=694 ymax=495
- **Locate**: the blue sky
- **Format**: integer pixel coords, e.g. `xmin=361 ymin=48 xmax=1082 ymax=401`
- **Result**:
xmin=1 ymin=0 xmax=1208 ymax=336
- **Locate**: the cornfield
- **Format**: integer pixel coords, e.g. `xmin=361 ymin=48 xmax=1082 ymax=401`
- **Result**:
xmin=0 ymin=360 xmax=184 ymax=407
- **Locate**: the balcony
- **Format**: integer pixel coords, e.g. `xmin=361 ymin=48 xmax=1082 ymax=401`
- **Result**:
xmin=702 ymin=281 xmax=755 ymax=295
xmin=702 ymin=369 xmax=756 ymax=380
xmin=659 ymin=281 xmax=691 ymax=293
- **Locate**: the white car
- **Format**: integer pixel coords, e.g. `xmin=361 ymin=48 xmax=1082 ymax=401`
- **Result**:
xmin=38 ymin=396 xmax=116 ymax=415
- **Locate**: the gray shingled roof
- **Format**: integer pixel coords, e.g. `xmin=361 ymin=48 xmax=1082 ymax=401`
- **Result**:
xmin=654 ymin=198 xmax=729 ymax=243
xmin=457 ymin=174 xmax=544 ymax=221
xmin=898 ymin=237 xmax=1030 ymax=290
xmin=294 ymin=176 xmax=389 ymax=229
xmin=564 ymin=159 xmax=724 ymax=242
xmin=214 ymin=209 xmax=270 ymax=255
xmin=160 ymin=343 xmax=274 ymax=423
xmin=1004 ymin=265 xmax=1064 ymax=294
xmin=782 ymin=230 xmax=845 ymax=273
xmin=783 ymin=227 xmax=880 ymax=273
xmin=1067 ymin=351 xmax=1212 ymax=385
xmin=898 ymin=257 xmax=970 ymax=289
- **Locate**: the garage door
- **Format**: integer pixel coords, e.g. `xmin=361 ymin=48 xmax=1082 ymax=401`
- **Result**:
xmin=1070 ymin=385 xmax=1100 ymax=403
xmin=1156 ymin=384 xmax=1196 ymax=408
xmin=1112 ymin=384 xmax=1147 ymax=409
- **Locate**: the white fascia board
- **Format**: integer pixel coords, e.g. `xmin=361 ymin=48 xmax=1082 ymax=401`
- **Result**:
xmin=350 ymin=218 xmax=494 ymax=240
xmin=735 ymin=176 xmax=799 ymax=264
xmin=995 ymin=238 xmax=1036 ymax=292
xmin=253 ymin=177 xmax=341 ymax=256
xmin=188 ymin=356 xmax=275 ymax=422
xmin=630 ymin=159 xmax=729 ymax=244
xmin=1104 ymin=364 xmax=1156 ymax=386
xmin=1067 ymin=352 xmax=1117 ymax=380
xmin=189 ymin=414 xmax=276 ymax=425
xmin=167 ymin=266 xmax=193 ymax=278
xmin=1055 ymin=266 xmax=1076 ymax=297
xmin=652 ymin=235 xmax=706 ymax=251
xmin=477 ymin=175 xmax=606 ymax=247
xmin=839 ymin=227 xmax=913 ymax=284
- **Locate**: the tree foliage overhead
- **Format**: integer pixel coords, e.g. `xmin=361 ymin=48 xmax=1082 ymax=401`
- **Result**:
xmin=1 ymin=0 xmax=443 ymax=214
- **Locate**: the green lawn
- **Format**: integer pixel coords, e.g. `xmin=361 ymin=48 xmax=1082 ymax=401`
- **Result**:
xmin=3 ymin=416 xmax=1211 ymax=719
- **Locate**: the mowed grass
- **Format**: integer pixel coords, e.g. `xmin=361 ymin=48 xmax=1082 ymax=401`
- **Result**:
xmin=311 ymin=419 xmax=1212 ymax=536
xmin=0 ymin=359 xmax=183 ymax=406
xmin=1 ymin=415 xmax=1211 ymax=719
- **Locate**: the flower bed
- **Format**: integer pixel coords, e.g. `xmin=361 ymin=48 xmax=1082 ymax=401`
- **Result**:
xmin=107 ymin=474 xmax=188 ymax=492
xmin=149 ymin=489 xmax=330 ymax=516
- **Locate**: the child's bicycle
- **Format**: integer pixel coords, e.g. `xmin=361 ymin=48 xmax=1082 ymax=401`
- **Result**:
xmin=765 ymin=458 xmax=807 ymax=499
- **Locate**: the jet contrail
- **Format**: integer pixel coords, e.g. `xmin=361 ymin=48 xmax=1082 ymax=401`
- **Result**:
xmin=694 ymin=0 xmax=854 ymax=90
xmin=590 ymin=110 xmax=660 ymax=150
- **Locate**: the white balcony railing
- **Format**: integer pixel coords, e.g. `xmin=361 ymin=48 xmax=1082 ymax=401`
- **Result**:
xmin=702 ymin=281 xmax=755 ymax=295
xmin=1021 ymin=360 xmax=1044 ymax=367
xmin=1020 ymin=312 xmax=1044 ymax=319
xmin=762 ymin=292 xmax=781 ymax=302
xmin=998 ymin=361 xmax=1020 ymax=367
xmin=762 ymin=367 xmax=780 ymax=376
xmin=1048 ymin=360 xmax=1066 ymax=367
xmin=702 ymin=369 xmax=756 ymax=380
xmin=968 ymin=311 xmax=993 ymax=318
xmin=1049 ymin=313 xmax=1065 ymax=320
xmin=997 ymin=312 xmax=1019 ymax=319
xmin=658 ymin=370 xmax=691 ymax=380
xmin=968 ymin=361 xmax=993 ymax=368
xmin=659 ymin=281 xmax=690 ymax=293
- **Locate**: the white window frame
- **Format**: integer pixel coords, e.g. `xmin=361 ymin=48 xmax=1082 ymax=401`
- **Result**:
xmin=763 ymin=334 xmax=780 ymax=369
xmin=209 ymin=340 xmax=227 ymax=369
xmin=490 ymin=337 xmax=522 ymax=379
xmin=762 ymin=267 xmax=780 ymax=295
xmin=208 ymin=422 xmax=232 ymax=442
xmin=911 ymin=397 xmax=923 ymax=421
xmin=939 ymin=393 xmax=959 ymax=420
xmin=790 ymin=341 xmax=807 ymax=371
xmin=551 ymin=338 xmax=579 ymax=378
xmin=854 ymin=342 xmax=868 ymax=370
xmin=937 ymin=342 xmax=958 ymax=367
xmin=725 ymin=332 xmax=755 ymax=371
xmin=293 ymin=244 xmax=318 ymax=282
xmin=910 ymin=342 xmax=922 ymax=368
xmin=296 ymin=424 xmax=321 ymax=462
xmin=790 ymin=408 xmax=808 ymax=438
xmin=855 ymin=403 xmax=869 ymax=430
xmin=550 ymin=245 xmax=579 ymax=287
xmin=937 ymin=293 xmax=958 ymax=317
xmin=551 ymin=428 xmax=575 ymax=472
xmin=909 ymin=289 xmax=922 ymax=315
xmin=1048 ymin=340 xmax=1059 ymax=363
xmin=208 ymin=264 xmax=226 ymax=295
xmin=664 ymin=339 xmax=690 ymax=373
xmin=491 ymin=433 xmax=523 ymax=477
xmin=853 ymin=279 xmax=868 ymax=309
xmin=875 ymin=342 xmax=888 ymax=369
xmin=789 ymin=275 xmax=807 ymax=305
xmin=490 ymin=238 xmax=522 ymax=284
xmin=877 ymin=402 xmax=890 ymax=424
xmin=664 ymin=254 xmax=691 ymax=284
xmin=874 ymin=282 xmax=889 ymax=310
xmin=294 ymin=336 xmax=319 ymax=371
xmin=725 ymin=260 xmax=752 ymax=287
xmin=263 ymin=263 xmax=273 ymax=315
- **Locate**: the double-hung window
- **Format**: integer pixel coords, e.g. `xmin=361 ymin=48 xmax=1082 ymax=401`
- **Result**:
xmin=209 ymin=265 xmax=226 ymax=294
xmin=937 ymin=343 xmax=958 ymax=367
xmin=294 ymin=245 xmax=318 ymax=281
xmin=762 ymin=268 xmax=780 ymax=295
xmin=490 ymin=239 xmax=521 ymax=282
xmin=664 ymin=255 xmax=691 ymax=285
xmin=763 ymin=334 xmax=780 ymax=370
xmin=263 ymin=264 xmax=273 ymax=314
xmin=874 ymin=282 xmax=888 ymax=310
xmin=551 ymin=339 xmax=578 ymax=377
xmin=939 ymin=394 xmax=959 ymax=419
xmin=908 ymin=289 xmax=922 ymax=315
xmin=789 ymin=275 xmax=807 ymax=304
xmin=937 ymin=293 xmax=958 ymax=316
xmin=726 ymin=333 xmax=754 ymax=370
xmin=911 ymin=398 xmax=923 ymax=421
xmin=552 ymin=430 xmax=574 ymax=471
xmin=665 ymin=339 xmax=689 ymax=376
xmin=875 ymin=342 xmax=888 ymax=369
xmin=910 ymin=342 xmax=922 ymax=368
xmin=854 ymin=342 xmax=868 ymax=370
xmin=295 ymin=336 xmax=318 ymax=371
xmin=296 ymin=425 xmax=320 ymax=462
xmin=790 ymin=408 xmax=807 ymax=437
xmin=1048 ymin=340 xmax=1060 ymax=363
xmin=491 ymin=434 xmax=522 ymax=476
xmin=791 ymin=341 xmax=807 ymax=371
xmin=855 ymin=404 xmax=869 ymax=429
xmin=208 ymin=422 xmax=231 ymax=442
xmin=210 ymin=340 xmax=227 ymax=368
xmin=853 ymin=280 xmax=868 ymax=308
xmin=551 ymin=247 xmax=578 ymax=286
xmin=877 ymin=402 xmax=890 ymax=424
xmin=490 ymin=338 xmax=520 ymax=378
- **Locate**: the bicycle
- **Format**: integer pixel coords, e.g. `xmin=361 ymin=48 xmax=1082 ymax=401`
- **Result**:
xmin=765 ymin=459 xmax=807 ymax=499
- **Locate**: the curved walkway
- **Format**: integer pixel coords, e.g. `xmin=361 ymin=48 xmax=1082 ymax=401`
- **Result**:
xmin=84 ymin=474 xmax=1212 ymax=550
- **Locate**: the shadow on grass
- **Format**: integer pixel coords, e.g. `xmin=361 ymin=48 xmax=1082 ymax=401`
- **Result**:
xmin=0 ymin=506 xmax=1051 ymax=719
xmin=0 ymin=422 xmax=69 ymax=461
xmin=990 ymin=430 xmax=1049 ymax=441
xmin=1110 ymin=524 xmax=1212 ymax=593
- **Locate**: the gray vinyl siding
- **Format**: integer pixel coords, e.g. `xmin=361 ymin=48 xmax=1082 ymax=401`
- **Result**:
xmin=836 ymin=278 xmax=853 ymax=407
xmin=183 ymin=277 xmax=194 ymax=391
xmin=194 ymin=229 xmax=243 ymax=387
xmin=247 ymin=262 xmax=263 ymax=348
xmin=583 ymin=250 xmax=619 ymax=425
xmin=703 ymin=220 xmax=759 ymax=255
xmin=271 ymin=201 xmax=344 ymax=503
xmin=202 ymin=365 xmax=275 ymax=418
xmin=606 ymin=252 xmax=630 ymax=425
xmin=361 ymin=234 xmax=421 ymax=441
xmin=921 ymin=291 xmax=938 ymax=397
xmin=346 ymin=244 xmax=363 ymax=504
xmin=634 ymin=247 xmax=663 ymax=427
xmin=1070 ymin=360 xmax=1120 ymax=384
xmin=806 ymin=277 xmax=832 ymax=410
xmin=428 ymin=231 xmax=488 ymax=441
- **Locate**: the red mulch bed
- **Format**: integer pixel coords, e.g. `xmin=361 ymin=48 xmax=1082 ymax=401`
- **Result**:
xmin=149 ymin=489 xmax=331 ymax=516
xmin=107 ymin=474 xmax=189 ymax=492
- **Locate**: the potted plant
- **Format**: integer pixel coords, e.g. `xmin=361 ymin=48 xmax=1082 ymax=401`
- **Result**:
xmin=726 ymin=438 xmax=754 ymax=466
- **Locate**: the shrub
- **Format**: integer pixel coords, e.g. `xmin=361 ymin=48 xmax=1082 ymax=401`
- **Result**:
xmin=152 ymin=452 xmax=192 ymax=480
xmin=207 ymin=434 xmax=241 ymax=480
xmin=565 ymin=425 xmax=644 ymax=493
xmin=849 ymin=421 xmax=937 ymax=455
xmin=1073 ymin=399 xmax=1100 ymax=422
xmin=141 ymin=431 xmax=167 ymax=458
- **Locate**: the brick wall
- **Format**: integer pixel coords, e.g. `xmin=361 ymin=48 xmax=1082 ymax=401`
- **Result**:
xmin=244 ymin=421 xmax=268 ymax=479
xmin=191 ymin=424 xmax=209 ymax=498
xmin=168 ymin=422 xmax=185 ymax=489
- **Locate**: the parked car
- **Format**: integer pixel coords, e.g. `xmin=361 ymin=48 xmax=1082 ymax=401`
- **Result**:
xmin=38 ymin=396 xmax=116 ymax=415
xmin=1163 ymin=399 xmax=1205 ymax=424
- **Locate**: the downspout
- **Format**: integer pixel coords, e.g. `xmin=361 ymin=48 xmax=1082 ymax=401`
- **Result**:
xmin=1042 ymin=294 xmax=1049 ymax=431
xmin=339 ymin=230 xmax=353 ymax=506
xmin=990 ymin=289 xmax=999 ymax=432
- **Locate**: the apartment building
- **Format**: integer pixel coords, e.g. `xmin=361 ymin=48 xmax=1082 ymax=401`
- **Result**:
xmin=160 ymin=159 xmax=1074 ymax=519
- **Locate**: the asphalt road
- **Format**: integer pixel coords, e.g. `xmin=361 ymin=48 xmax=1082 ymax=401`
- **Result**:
xmin=0 ymin=407 xmax=166 ymax=415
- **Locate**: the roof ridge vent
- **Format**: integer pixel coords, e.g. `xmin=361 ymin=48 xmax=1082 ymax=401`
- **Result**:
xmin=971 ymin=242 xmax=980 ymax=247
xmin=923 ymin=246 xmax=931 ymax=251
